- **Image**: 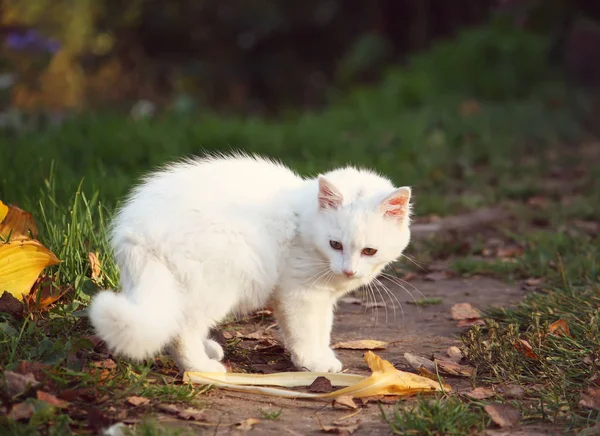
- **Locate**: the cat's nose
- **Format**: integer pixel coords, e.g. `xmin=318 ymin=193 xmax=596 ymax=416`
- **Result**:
xmin=343 ymin=269 xmax=356 ymax=277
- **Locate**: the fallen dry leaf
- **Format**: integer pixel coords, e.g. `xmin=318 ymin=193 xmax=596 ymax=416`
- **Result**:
xmin=498 ymin=384 xmax=525 ymax=399
xmin=457 ymin=318 xmax=485 ymax=327
xmin=37 ymin=390 xmax=69 ymax=408
xmin=424 ymin=271 xmax=450 ymax=281
xmin=362 ymin=301 xmax=386 ymax=309
xmin=178 ymin=407 xmax=207 ymax=421
xmin=513 ymin=339 xmax=538 ymax=360
xmin=26 ymin=276 xmax=70 ymax=310
xmin=8 ymin=402 xmax=35 ymax=420
xmin=0 ymin=201 xmax=38 ymax=239
xmin=451 ymin=303 xmax=481 ymax=321
xmin=309 ymin=376 xmax=334 ymax=393
xmin=403 ymin=353 xmax=436 ymax=373
xmin=484 ymin=403 xmax=521 ymax=428
xmin=496 ymin=246 xmax=524 ymax=258
xmin=339 ymin=297 xmax=362 ymax=305
xmin=580 ymin=387 xmax=600 ymax=411
xmin=332 ymin=340 xmax=388 ymax=350
xmin=0 ymin=291 xmax=24 ymax=318
xmin=447 ymin=346 xmax=463 ymax=362
xmin=91 ymin=359 xmax=117 ymax=369
xmin=434 ymin=359 xmax=474 ymax=377
xmin=548 ymin=319 xmax=571 ymax=337
xmin=320 ymin=419 xmax=360 ymax=434
xmin=465 ymin=387 xmax=495 ymax=400
xmin=184 ymin=351 xmax=448 ymax=399
xmin=88 ymin=252 xmax=102 ymax=283
xmin=4 ymin=371 xmax=40 ymax=397
xmin=0 ymin=237 xmax=60 ymax=299
xmin=236 ymin=418 xmax=260 ymax=431
xmin=127 ymin=396 xmax=150 ymax=407
xmin=333 ymin=395 xmax=358 ymax=409
xmin=524 ymin=277 xmax=542 ymax=287
xmin=157 ymin=403 xmax=180 ymax=414
xmin=237 ymin=330 xmax=268 ymax=340
xmin=460 ymin=99 xmax=480 ymax=116
xmin=417 ymin=367 xmax=439 ymax=382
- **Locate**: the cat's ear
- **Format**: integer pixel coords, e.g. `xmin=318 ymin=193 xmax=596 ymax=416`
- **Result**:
xmin=380 ymin=187 xmax=411 ymax=220
xmin=318 ymin=176 xmax=343 ymax=210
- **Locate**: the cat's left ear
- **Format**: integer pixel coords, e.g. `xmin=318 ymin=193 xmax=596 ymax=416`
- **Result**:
xmin=380 ymin=187 xmax=411 ymax=220
xmin=318 ymin=176 xmax=343 ymax=209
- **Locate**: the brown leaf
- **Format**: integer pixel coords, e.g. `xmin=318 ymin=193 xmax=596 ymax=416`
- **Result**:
xmin=127 ymin=396 xmax=150 ymax=407
xmin=457 ymin=318 xmax=485 ymax=327
xmin=37 ymin=390 xmax=69 ymax=408
xmin=424 ymin=271 xmax=450 ymax=281
xmin=459 ymin=99 xmax=481 ymax=116
xmin=320 ymin=419 xmax=360 ymax=434
xmin=157 ymin=403 xmax=180 ymax=414
xmin=484 ymin=403 xmax=521 ymax=428
xmin=496 ymin=246 xmax=524 ymax=258
xmin=58 ymin=388 xmax=97 ymax=402
xmin=309 ymin=376 xmax=334 ymax=393
xmin=465 ymin=387 xmax=495 ymax=400
xmin=0 ymin=291 xmax=24 ymax=318
xmin=0 ymin=203 xmax=38 ymax=239
xmin=446 ymin=346 xmax=463 ymax=362
xmin=88 ymin=252 xmax=102 ymax=282
xmin=91 ymin=359 xmax=117 ymax=369
xmin=3 ymin=371 xmax=40 ymax=397
xmin=235 ymin=418 xmax=260 ymax=431
xmin=8 ymin=402 xmax=35 ymax=420
xmin=524 ymin=277 xmax=542 ymax=286
xmin=178 ymin=407 xmax=207 ymax=421
xmin=580 ymin=387 xmax=600 ymax=411
xmin=435 ymin=359 xmax=474 ymax=377
xmin=527 ymin=196 xmax=547 ymax=208
xmin=237 ymin=330 xmax=267 ymax=340
xmin=403 ymin=353 xmax=436 ymax=373
xmin=513 ymin=339 xmax=538 ymax=360
xmin=26 ymin=277 xmax=70 ymax=310
xmin=498 ymin=385 xmax=525 ymax=399
xmin=451 ymin=303 xmax=481 ymax=321
xmin=333 ymin=395 xmax=358 ymax=409
xmin=548 ymin=319 xmax=571 ymax=337
xmin=417 ymin=367 xmax=439 ymax=382
xmin=332 ymin=340 xmax=388 ymax=350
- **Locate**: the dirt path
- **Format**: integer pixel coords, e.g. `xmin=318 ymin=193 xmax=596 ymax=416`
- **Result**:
xmin=158 ymin=276 xmax=527 ymax=435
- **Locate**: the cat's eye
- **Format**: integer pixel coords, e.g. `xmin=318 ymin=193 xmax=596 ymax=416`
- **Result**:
xmin=329 ymin=240 xmax=343 ymax=250
xmin=362 ymin=247 xmax=377 ymax=256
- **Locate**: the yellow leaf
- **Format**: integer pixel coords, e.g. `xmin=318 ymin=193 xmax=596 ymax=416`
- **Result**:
xmin=0 ymin=203 xmax=38 ymax=239
xmin=332 ymin=340 xmax=388 ymax=350
xmin=184 ymin=351 xmax=449 ymax=399
xmin=0 ymin=237 xmax=60 ymax=299
xmin=548 ymin=319 xmax=571 ymax=338
xmin=88 ymin=252 xmax=102 ymax=283
xmin=0 ymin=201 xmax=8 ymax=223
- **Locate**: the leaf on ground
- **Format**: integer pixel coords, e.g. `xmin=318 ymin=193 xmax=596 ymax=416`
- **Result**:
xmin=424 ymin=271 xmax=451 ymax=281
xmin=362 ymin=301 xmax=386 ymax=309
xmin=457 ymin=318 xmax=485 ymax=327
xmin=465 ymin=387 xmax=495 ymax=400
xmin=127 ymin=396 xmax=150 ymax=407
xmin=58 ymin=388 xmax=97 ymax=402
xmin=157 ymin=403 xmax=180 ymax=414
xmin=513 ymin=339 xmax=538 ymax=360
xmin=91 ymin=359 xmax=117 ymax=369
xmin=417 ymin=367 xmax=439 ymax=382
xmin=496 ymin=246 xmax=524 ymax=258
xmin=403 ymin=353 xmax=436 ymax=373
xmin=8 ymin=402 xmax=35 ymax=420
xmin=459 ymin=99 xmax=480 ymax=116
xmin=0 ymin=202 xmax=38 ymax=239
xmin=320 ymin=419 xmax=360 ymax=434
xmin=235 ymin=418 xmax=260 ymax=431
xmin=237 ymin=330 xmax=268 ymax=340
xmin=178 ymin=407 xmax=207 ymax=421
xmin=0 ymin=291 xmax=24 ymax=318
xmin=498 ymin=385 xmax=525 ymax=399
xmin=88 ymin=252 xmax=102 ymax=282
xmin=451 ymin=303 xmax=481 ymax=321
xmin=3 ymin=371 xmax=40 ymax=397
xmin=524 ymin=277 xmax=542 ymax=286
xmin=580 ymin=387 xmax=600 ymax=411
xmin=446 ymin=346 xmax=463 ymax=362
xmin=548 ymin=319 xmax=571 ymax=337
xmin=332 ymin=340 xmax=388 ymax=350
xmin=309 ymin=376 xmax=334 ymax=393
xmin=435 ymin=359 xmax=474 ymax=377
xmin=0 ymin=237 xmax=60 ymax=299
xmin=333 ymin=395 xmax=358 ymax=409
xmin=26 ymin=276 xmax=70 ymax=310
xmin=37 ymin=390 xmax=69 ymax=408
xmin=484 ymin=403 xmax=521 ymax=428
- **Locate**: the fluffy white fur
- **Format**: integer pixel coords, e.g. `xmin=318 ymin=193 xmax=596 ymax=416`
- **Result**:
xmin=88 ymin=154 xmax=412 ymax=373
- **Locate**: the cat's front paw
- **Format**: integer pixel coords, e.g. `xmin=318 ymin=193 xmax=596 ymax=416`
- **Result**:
xmin=292 ymin=351 xmax=343 ymax=373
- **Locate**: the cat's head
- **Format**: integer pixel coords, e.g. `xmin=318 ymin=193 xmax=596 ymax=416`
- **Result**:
xmin=306 ymin=168 xmax=411 ymax=284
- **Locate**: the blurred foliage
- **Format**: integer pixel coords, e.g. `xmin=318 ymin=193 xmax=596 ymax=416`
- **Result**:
xmin=1 ymin=0 xmax=600 ymax=115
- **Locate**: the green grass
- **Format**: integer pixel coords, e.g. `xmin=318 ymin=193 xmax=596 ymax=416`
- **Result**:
xmin=382 ymin=396 xmax=488 ymax=435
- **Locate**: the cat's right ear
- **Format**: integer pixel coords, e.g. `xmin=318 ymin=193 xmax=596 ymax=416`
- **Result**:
xmin=318 ymin=177 xmax=343 ymax=210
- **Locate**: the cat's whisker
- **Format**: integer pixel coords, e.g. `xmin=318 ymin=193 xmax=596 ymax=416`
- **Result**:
xmin=381 ymin=272 xmax=427 ymax=301
xmin=380 ymin=274 xmax=420 ymax=309
xmin=371 ymin=281 xmax=389 ymax=324
xmin=301 ymin=267 xmax=330 ymax=287
xmin=400 ymin=254 xmax=427 ymax=271
xmin=373 ymin=277 xmax=404 ymax=326
xmin=365 ymin=283 xmax=379 ymax=325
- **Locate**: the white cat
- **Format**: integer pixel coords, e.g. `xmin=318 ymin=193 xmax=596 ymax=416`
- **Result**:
xmin=88 ymin=154 xmax=412 ymax=373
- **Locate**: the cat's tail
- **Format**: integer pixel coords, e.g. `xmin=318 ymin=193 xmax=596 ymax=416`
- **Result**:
xmin=88 ymin=257 xmax=184 ymax=361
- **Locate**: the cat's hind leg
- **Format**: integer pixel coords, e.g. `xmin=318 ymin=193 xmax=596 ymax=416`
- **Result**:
xmin=169 ymin=323 xmax=227 ymax=373
xmin=204 ymin=339 xmax=224 ymax=361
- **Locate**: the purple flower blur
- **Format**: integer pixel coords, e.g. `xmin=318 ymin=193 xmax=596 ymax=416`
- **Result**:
xmin=4 ymin=29 xmax=60 ymax=54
